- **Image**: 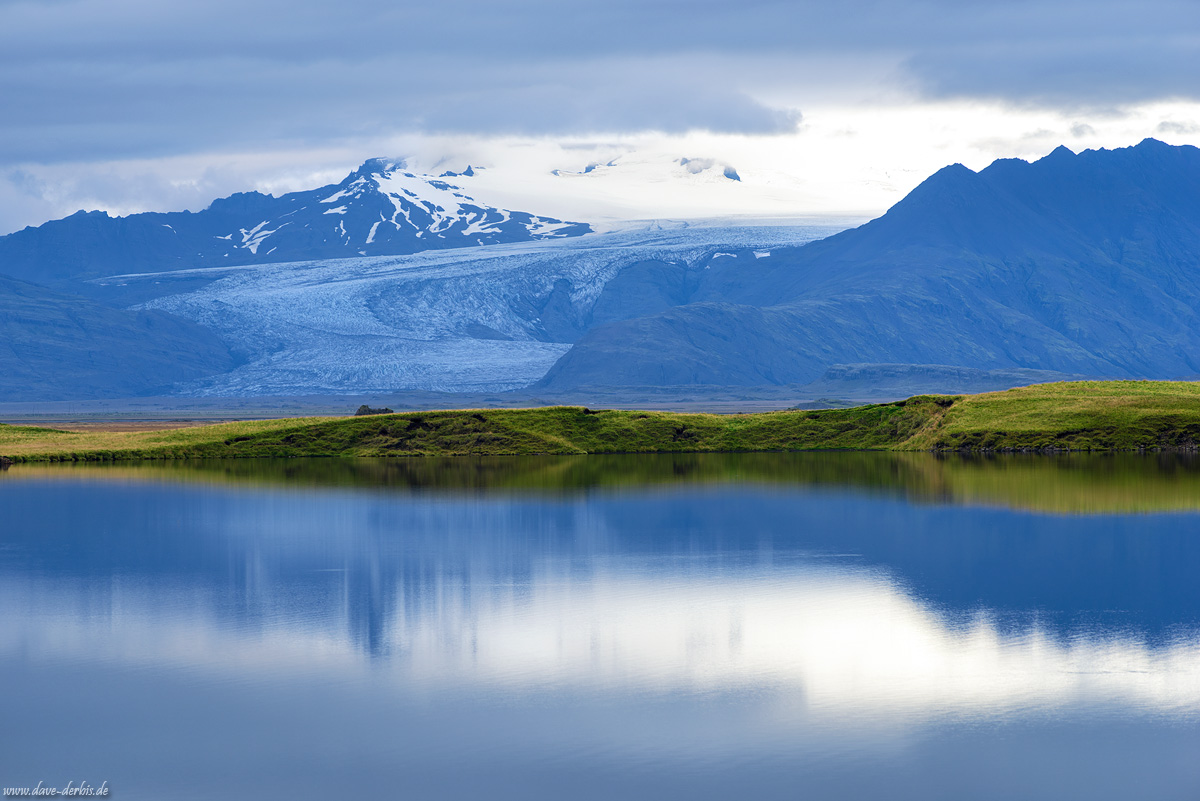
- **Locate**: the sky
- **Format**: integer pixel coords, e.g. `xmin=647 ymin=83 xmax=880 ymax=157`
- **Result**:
xmin=2 ymin=0 xmax=1200 ymax=234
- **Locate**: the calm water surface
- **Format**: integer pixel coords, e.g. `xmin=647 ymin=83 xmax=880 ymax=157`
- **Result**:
xmin=2 ymin=453 xmax=1199 ymax=800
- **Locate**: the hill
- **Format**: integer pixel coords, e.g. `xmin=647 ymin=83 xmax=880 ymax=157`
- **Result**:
xmin=5 ymin=381 xmax=1200 ymax=461
xmin=538 ymin=139 xmax=1200 ymax=389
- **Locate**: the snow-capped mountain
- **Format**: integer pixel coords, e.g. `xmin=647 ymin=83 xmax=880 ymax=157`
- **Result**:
xmin=0 ymin=159 xmax=592 ymax=285
xmin=289 ymin=158 xmax=589 ymax=255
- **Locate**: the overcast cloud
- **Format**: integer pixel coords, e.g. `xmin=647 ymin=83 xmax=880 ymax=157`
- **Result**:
xmin=2 ymin=0 xmax=1199 ymax=231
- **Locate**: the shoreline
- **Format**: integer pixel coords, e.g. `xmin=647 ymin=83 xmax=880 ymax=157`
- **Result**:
xmin=3 ymin=381 xmax=1200 ymax=462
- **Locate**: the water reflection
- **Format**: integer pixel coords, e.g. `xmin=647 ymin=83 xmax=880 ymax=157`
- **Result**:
xmin=7 ymin=557 xmax=1199 ymax=722
xmin=10 ymin=450 xmax=1200 ymax=513
xmin=3 ymin=456 xmax=1200 ymax=800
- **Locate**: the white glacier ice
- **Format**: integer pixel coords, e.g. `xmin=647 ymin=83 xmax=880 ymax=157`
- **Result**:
xmin=118 ymin=222 xmax=843 ymax=396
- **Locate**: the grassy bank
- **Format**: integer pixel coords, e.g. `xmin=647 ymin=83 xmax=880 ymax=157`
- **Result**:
xmin=2 ymin=381 xmax=1200 ymax=462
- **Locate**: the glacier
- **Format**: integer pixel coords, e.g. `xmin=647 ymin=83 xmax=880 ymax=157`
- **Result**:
xmin=110 ymin=222 xmax=844 ymax=396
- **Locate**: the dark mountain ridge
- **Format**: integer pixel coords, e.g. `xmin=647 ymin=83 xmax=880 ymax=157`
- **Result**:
xmin=539 ymin=138 xmax=1200 ymax=390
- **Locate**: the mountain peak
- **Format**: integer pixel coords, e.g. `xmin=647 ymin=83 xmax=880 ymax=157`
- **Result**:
xmin=930 ymin=162 xmax=976 ymax=179
xmin=886 ymin=162 xmax=979 ymax=209
xmin=1136 ymin=137 xmax=1170 ymax=150
xmin=205 ymin=190 xmax=275 ymax=217
xmin=348 ymin=157 xmax=407 ymax=180
xmin=1024 ymin=145 xmax=1076 ymax=169
xmin=0 ymin=158 xmax=592 ymax=283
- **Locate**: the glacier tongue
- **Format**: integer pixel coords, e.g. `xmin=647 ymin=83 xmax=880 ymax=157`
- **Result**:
xmin=125 ymin=223 xmax=843 ymax=396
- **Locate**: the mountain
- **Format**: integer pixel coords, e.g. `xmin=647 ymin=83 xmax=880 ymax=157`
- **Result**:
xmin=8 ymin=139 xmax=1197 ymax=402
xmin=797 ymin=364 xmax=1084 ymax=398
xmin=0 ymin=159 xmax=590 ymax=286
xmin=537 ymin=139 xmax=1200 ymax=390
xmin=0 ymin=275 xmax=237 ymax=400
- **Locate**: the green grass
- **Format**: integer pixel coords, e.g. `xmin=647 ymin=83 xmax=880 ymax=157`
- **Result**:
xmin=0 ymin=417 xmax=331 ymax=461
xmin=920 ymin=380 xmax=1200 ymax=451
xmin=0 ymin=399 xmax=947 ymax=461
xmin=3 ymin=380 xmax=1200 ymax=462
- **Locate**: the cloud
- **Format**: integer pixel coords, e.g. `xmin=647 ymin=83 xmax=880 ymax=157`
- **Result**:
xmin=0 ymin=1 xmax=817 ymax=166
xmin=890 ymin=1 xmax=1200 ymax=108
xmin=906 ymin=39 xmax=1200 ymax=109
xmin=1157 ymin=120 xmax=1200 ymax=135
xmin=2 ymin=0 xmax=1200 ymax=232
xmin=0 ymin=149 xmax=362 ymax=233
xmin=2 ymin=0 xmax=1198 ymax=169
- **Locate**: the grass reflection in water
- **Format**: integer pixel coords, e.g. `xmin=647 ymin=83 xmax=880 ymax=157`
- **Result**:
xmin=8 ymin=451 xmax=1200 ymax=514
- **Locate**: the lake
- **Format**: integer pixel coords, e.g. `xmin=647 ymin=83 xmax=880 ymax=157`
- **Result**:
xmin=2 ymin=453 xmax=1199 ymax=800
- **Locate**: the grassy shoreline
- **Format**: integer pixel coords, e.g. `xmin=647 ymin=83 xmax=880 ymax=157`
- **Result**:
xmin=3 ymin=381 xmax=1200 ymax=462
